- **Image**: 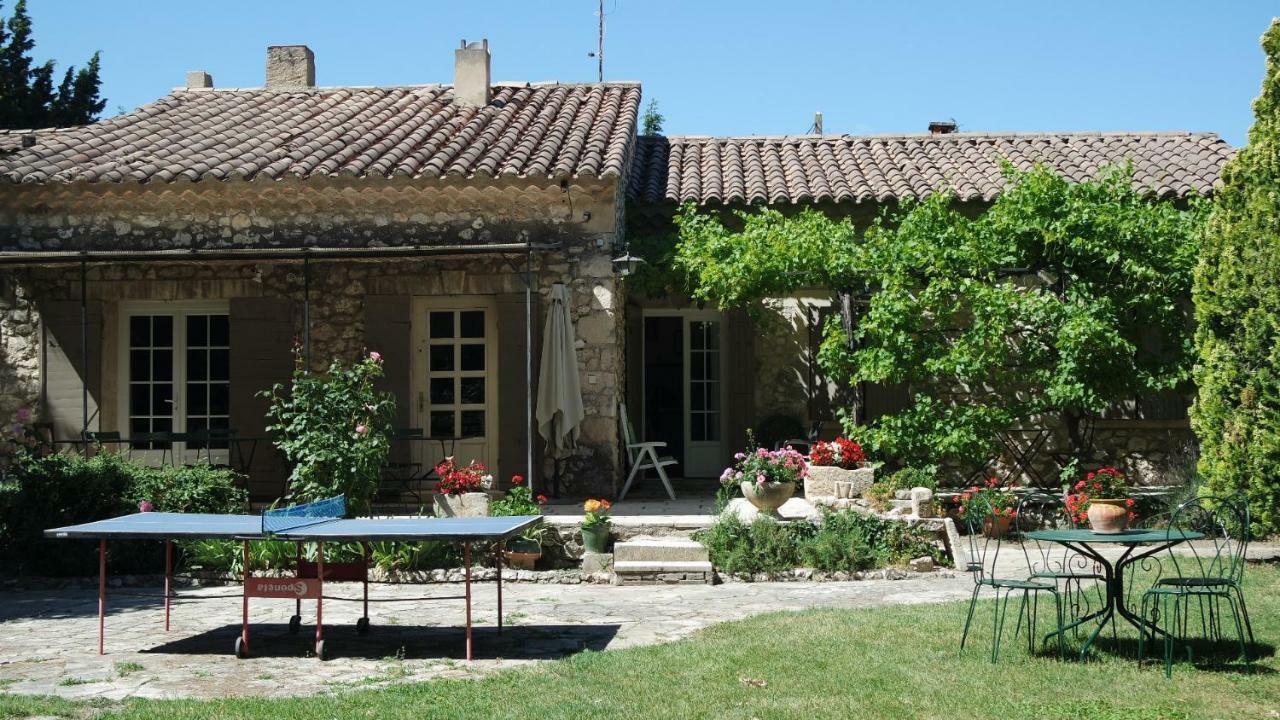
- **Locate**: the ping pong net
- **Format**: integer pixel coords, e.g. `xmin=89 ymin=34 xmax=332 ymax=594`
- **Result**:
xmin=261 ymin=495 xmax=346 ymax=535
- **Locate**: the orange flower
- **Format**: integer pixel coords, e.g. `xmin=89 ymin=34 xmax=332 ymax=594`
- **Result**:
xmin=583 ymin=499 xmax=600 ymax=514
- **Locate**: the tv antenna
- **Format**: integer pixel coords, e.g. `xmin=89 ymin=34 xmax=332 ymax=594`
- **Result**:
xmin=587 ymin=0 xmax=614 ymax=82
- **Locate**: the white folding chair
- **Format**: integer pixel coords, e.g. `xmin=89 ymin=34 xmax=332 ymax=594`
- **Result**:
xmin=618 ymin=402 xmax=678 ymax=501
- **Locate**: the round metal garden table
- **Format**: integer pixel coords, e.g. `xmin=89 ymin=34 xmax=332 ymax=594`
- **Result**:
xmin=1024 ymin=528 xmax=1204 ymax=659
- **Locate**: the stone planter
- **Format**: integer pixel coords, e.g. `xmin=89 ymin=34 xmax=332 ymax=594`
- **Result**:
xmin=740 ymin=480 xmax=796 ymax=516
xmin=1087 ymin=499 xmax=1130 ymax=534
xmin=581 ymin=524 xmax=611 ymax=553
xmin=804 ymin=466 xmax=875 ymax=499
xmin=432 ymin=492 xmax=489 ymax=518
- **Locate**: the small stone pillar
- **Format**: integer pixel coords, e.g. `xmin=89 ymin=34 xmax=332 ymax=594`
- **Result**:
xmin=910 ymin=487 xmax=935 ymax=518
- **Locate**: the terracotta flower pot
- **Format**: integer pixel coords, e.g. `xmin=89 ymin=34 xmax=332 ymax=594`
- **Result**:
xmin=1087 ymin=499 xmax=1129 ymax=534
xmin=740 ymin=480 xmax=796 ymax=515
xmin=504 ymin=539 xmax=541 ymax=570
xmin=581 ymin=524 xmax=610 ymax=553
xmin=982 ymin=514 xmax=1013 ymax=538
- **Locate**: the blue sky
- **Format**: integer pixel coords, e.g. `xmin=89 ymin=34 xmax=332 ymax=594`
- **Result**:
xmin=23 ymin=1 xmax=1278 ymax=145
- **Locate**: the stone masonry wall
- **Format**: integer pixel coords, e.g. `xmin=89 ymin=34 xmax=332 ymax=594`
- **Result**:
xmin=0 ymin=179 xmax=626 ymax=494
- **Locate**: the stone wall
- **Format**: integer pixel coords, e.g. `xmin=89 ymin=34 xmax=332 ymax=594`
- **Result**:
xmin=751 ymin=294 xmax=836 ymax=431
xmin=0 ymin=178 xmax=626 ymax=495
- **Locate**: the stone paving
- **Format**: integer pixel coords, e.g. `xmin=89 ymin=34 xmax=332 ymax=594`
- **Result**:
xmin=0 ymin=572 xmax=974 ymax=700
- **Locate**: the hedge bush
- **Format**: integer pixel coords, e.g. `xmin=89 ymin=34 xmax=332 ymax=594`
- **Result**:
xmin=1191 ymin=20 xmax=1280 ymax=537
xmin=0 ymin=453 xmax=245 ymax=576
xmin=695 ymin=510 xmax=948 ymax=576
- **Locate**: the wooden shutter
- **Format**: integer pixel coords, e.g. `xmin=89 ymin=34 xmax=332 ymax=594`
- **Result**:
xmin=39 ymin=300 xmax=103 ymax=442
xmin=229 ymin=297 xmax=295 ymax=502
xmin=723 ymin=309 xmax=756 ymax=453
xmin=363 ymin=295 xmax=412 ymax=467
xmin=496 ymin=293 xmax=541 ymax=486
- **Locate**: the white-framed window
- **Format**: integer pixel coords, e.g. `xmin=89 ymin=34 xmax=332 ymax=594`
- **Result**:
xmin=117 ymin=301 xmax=230 ymax=458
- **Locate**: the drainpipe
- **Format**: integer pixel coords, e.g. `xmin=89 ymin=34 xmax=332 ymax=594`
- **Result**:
xmin=80 ymin=258 xmax=89 ymax=439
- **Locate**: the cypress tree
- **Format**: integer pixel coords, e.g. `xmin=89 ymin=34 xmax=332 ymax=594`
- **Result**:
xmin=1191 ymin=19 xmax=1280 ymax=535
xmin=0 ymin=1 xmax=103 ymax=129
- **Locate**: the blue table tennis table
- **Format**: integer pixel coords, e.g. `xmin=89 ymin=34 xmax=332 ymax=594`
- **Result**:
xmin=44 ymin=496 xmax=540 ymax=661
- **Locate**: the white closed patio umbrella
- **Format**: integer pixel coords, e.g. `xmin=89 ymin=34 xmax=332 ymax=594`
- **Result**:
xmin=536 ymin=284 xmax=585 ymax=490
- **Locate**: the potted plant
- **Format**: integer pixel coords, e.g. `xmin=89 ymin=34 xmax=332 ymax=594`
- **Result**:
xmin=953 ymin=477 xmax=1019 ymax=537
xmin=804 ymin=437 xmax=874 ymax=498
xmin=581 ymin=498 xmax=613 ymax=553
xmin=432 ymin=457 xmax=491 ymax=517
xmin=1064 ymin=467 xmax=1136 ymax=534
xmin=488 ymin=474 xmax=548 ymax=570
xmin=719 ymin=445 xmax=807 ymax=516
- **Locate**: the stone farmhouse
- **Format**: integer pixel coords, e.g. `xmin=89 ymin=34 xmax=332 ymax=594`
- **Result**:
xmin=0 ymin=41 xmax=1234 ymax=501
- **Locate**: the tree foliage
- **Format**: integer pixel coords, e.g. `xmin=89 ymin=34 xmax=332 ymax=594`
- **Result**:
xmin=675 ymin=165 xmax=1205 ymax=478
xmin=1191 ymin=20 xmax=1280 ymax=535
xmin=641 ymin=99 xmax=664 ymax=136
xmin=0 ymin=1 xmax=104 ymax=129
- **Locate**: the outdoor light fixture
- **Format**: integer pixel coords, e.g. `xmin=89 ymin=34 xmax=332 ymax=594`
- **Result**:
xmin=611 ymin=251 xmax=644 ymax=277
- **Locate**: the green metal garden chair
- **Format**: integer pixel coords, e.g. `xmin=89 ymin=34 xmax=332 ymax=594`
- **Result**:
xmin=1017 ymin=493 xmax=1109 ymax=640
xmin=1138 ymin=494 xmax=1255 ymax=677
xmin=960 ymin=495 xmax=1066 ymax=662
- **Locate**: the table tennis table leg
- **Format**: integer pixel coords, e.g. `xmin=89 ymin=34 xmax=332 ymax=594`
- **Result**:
xmin=362 ymin=542 xmax=370 ymax=628
xmin=464 ymin=543 xmax=472 ymax=661
xmin=164 ymin=540 xmax=172 ymax=632
xmin=239 ymin=540 xmax=250 ymax=658
xmin=294 ymin=542 xmax=302 ymax=628
xmin=98 ymin=539 xmax=106 ymax=655
xmin=495 ymin=540 xmax=504 ymax=636
xmin=315 ymin=542 xmax=325 ymax=660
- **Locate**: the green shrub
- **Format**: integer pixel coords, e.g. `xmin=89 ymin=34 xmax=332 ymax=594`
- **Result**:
xmin=130 ymin=462 xmax=245 ymax=515
xmin=0 ymin=453 xmax=245 ymax=576
xmin=263 ymin=351 xmax=396 ymax=515
xmin=1191 ymin=20 xmax=1280 ymax=537
xmin=695 ymin=515 xmax=814 ymax=575
xmin=697 ymin=509 xmax=949 ymax=577
xmin=865 ymin=466 xmax=937 ymax=510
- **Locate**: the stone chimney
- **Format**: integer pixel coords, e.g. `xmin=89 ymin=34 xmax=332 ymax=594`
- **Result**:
xmin=454 ymin=39 xmax=491 ymax=107
xmin=185 ymin=71 xmax=213 ymax=89
xmin=266 ymin=45 xmax=315 ymax=90
xmin=928 ymin=120 xmax=958 ymax=135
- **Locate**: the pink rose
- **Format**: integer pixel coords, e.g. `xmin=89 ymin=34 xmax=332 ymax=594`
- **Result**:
xmin=356 ymin=424 xmax=369 ymax=435
xmin=138 ymin=500 xmax=154 ymax=513
xmin=369 ymin=351 xmax=382 ymax=362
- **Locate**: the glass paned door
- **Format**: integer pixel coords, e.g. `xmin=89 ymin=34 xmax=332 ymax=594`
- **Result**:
xmin=128 ymin=315 xmax=174 ymax=449
xmin=121 ymin=306 xmax=230 ymax=465
xmin=683 ymin=316 xmax=725 ymax=477
xmin=414 ymin=300 xmax=497 ymax=475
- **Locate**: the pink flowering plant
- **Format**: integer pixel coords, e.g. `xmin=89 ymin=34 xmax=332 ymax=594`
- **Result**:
xmin=0 ymin=407 xmax=41 ymax=463
xmin=263 ymin=348 xmax=396 ymax=515
xmin=720 ymin=446 xmax=808 ymax=497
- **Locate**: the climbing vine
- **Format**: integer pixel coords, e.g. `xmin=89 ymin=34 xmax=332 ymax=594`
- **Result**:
xmin=675 ymin=165 xmax=1206 ymax=478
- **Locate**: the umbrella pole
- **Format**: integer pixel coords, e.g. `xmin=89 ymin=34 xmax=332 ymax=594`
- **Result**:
xmin=526 ymin=246 xmax=534 ymax=493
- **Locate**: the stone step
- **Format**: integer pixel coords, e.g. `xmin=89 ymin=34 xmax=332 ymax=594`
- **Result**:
xmin=612 ymin=537 xmax=709 ymax=563
xmin=612 ymin=560 xmax=713 ymax=574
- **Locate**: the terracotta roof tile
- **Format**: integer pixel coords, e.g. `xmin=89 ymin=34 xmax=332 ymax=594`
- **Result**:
xmin=0 ymin=83 xmax=641 ymax=185
xmin=628 ymin=132 xmax=1233 ymax=205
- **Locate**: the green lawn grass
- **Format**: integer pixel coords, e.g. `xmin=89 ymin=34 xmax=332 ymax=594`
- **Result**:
xmin=3 ymin=563 xmax=1277 ymax=720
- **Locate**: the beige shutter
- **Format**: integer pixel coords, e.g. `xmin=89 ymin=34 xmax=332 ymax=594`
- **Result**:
xmin=39 ymin=300 xmax=104 ymax=442
xmin=229 ymin=297 xmax=295 ymax=502
xmin=723 ymin=308 xmax=755 ymax=453
xmin=363 ymin=295 xmax=412 ymax=470
xmin=496 ymin=294 xmax=541 ymax=485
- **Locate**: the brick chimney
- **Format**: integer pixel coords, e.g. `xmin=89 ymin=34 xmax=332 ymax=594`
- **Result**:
xmin=266 ymin=45 xmax=315 ymax=90
xmin=454 ymin=39 xmax=491 ymax=107
xmin=928 ymin=120 xmax=958 ymax=135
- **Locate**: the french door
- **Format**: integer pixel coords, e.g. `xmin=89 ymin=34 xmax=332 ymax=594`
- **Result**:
xmin=411 ymin=297 xmax=498 ymax=475
xmin=642 ymin=309 xmax=726 ymax=478
xmin=117 ymin=302 xmax=231 ymax=465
